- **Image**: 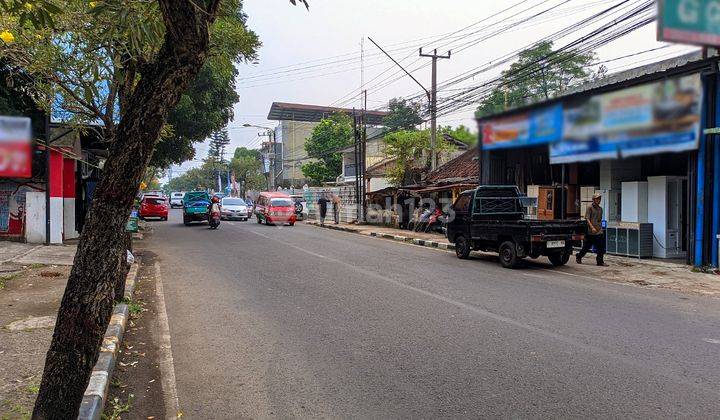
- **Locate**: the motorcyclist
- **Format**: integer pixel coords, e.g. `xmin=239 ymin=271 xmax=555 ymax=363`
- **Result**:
xmin=208 ymin=196 xmax=221 ymax=221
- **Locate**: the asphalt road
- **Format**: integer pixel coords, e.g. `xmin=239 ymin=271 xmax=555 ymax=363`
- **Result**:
xmin=148 ymin=209 xmax=720 ymax=418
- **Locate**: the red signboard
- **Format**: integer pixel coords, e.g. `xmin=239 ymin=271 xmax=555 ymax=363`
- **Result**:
xmin=0 ymin=116 xmax=32 ymax=178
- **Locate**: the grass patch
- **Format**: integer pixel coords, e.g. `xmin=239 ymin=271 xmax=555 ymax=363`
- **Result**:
xmin=28 ymin=263 xmax=45 ymax=269
xmin=1 ymin=399 xmax=31 ymax=420
xmin=102 ymin=394 xmax=134 ymax=420
xmin=121 ymin=298 xmax=143 ymax=316
xmin=0 ymin=273 xmax=20 ymax=290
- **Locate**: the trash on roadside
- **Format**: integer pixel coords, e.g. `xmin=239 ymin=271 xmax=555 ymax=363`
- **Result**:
xmin=127 ymin=250 xmax=135 ymax=265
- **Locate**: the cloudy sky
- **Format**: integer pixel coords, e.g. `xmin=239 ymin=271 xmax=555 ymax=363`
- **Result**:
xmin=168 ymin=0 xmax=696 ymax=179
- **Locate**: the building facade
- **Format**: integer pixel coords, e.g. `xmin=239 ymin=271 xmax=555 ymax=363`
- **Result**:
xmin=476 ymin=52 xmax=720 ymax=266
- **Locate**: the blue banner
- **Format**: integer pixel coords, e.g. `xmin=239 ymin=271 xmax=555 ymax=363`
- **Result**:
xmin=550 ymin=73 xmax=702 ymax=164
xmin=482 ymin=104 xmax=562 ymax=150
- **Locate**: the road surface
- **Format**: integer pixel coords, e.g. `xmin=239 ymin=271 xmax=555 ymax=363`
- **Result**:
xmin=147 ymin=209 xmax=720 ymax=418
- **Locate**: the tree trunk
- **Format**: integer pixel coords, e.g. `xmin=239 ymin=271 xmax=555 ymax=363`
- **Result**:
xmin=32 ymin=1 xmax=217 ymax=417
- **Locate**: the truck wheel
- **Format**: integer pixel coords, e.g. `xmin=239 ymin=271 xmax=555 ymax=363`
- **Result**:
xmin=183 ymin=215 xmax=191 ymax=226
xmin=499 ymin=241 xmax=518 ymax=268
xmin=455 ymin=235 xmax=471 ymax=259
xmin=548 ymin=250 xmax=571 ymax=266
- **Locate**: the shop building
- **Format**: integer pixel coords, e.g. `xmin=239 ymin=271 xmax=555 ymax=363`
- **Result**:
xmin=476 ymin=52 xmax=720 ymax=266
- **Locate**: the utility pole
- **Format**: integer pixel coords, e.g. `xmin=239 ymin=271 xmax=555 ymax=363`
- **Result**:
xmin=420 ymin=48 xmax=451 ymax=170
xmin=360 ymin=36 xmax=365 ymax=110
xmin=361 ymin=90 xmax=368 ymax=222
xmin=261 ymin=129 xmax=276 ymax=190
xmin=367 ymin=37 xmax=450 ymax=171
xmin=353 ymin=109 xmax=360 ymax=221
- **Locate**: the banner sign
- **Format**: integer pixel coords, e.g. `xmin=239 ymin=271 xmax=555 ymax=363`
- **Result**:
xmin=481 ymin=104 xmax=562 ymax=150
xmin=550 ymin=74 xmax=702 ymax=164
xmin=658 ymin=0 xmax=720 ymax=46
xmin=0 ymin=116 xmax=32 ymax=178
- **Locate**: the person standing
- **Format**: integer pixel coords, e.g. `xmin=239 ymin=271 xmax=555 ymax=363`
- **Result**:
xmin=317 ymin=192 xmax=329 ymax=226
xmin=576 ymin=193 xmax=607 ymax=266
xmin=332 ymin=193 xmax=341 ymax=224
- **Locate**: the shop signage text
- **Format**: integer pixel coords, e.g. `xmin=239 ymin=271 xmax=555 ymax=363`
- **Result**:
xmin=658 ymin=0 xmax=720 ymax=46
xmin=0 ymin=116 xmax=32 ymax=178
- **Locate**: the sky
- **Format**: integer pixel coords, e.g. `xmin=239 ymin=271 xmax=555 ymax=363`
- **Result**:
xmin=166 ymin=0 xmax=697 ymax=180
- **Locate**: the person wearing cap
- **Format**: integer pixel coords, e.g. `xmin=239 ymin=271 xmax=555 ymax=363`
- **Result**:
xmin=576 ymin=193 xmax=607 ymax=266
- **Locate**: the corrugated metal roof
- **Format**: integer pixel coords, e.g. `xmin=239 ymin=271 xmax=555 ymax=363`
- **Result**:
xmin=268 ymin=102 xmax=389 ymax=125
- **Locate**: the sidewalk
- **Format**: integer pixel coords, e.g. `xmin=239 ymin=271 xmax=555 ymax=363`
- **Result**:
xmin=0 ymin=234 xmax=144 ymax=418
xmin=306 ymin=220 xmax=720 ymax=297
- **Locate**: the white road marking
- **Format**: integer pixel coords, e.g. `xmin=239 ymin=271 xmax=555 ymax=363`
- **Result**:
xmin=703 ymin=338 xmax=720 ymax=344
xmin=154 ymin=261 xmax=181 ymax=419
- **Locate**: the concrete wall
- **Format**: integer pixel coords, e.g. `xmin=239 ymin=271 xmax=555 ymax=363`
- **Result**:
xmin=278 ymin=121 xmax=317 ymax=184
xmin=25 ymin=191 xmax=45 ymax=243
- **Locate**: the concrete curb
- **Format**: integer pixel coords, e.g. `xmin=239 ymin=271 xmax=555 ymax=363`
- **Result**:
xmin=77 ymin=260 xmax=140 ymax=420
xmin=308 ymin=222 xmax=456 ymax=252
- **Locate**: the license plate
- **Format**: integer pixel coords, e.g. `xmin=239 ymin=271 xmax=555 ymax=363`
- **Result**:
xmin=547 ymin=240 xmax=565 ymax=248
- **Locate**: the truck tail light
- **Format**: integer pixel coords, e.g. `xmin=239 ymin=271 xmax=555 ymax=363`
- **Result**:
xmin=531 ymin=235 xmax=543 ymax=242
xmin=572 ymin=234 xmax=584 ymax=241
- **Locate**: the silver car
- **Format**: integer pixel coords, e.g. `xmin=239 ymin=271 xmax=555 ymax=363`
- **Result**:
xmin=220 ymin=197 xmax=248 ymax=221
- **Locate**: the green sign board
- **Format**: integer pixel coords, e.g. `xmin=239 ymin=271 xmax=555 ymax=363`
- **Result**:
xmin=658 ymin=0 xmax=720 ymax=46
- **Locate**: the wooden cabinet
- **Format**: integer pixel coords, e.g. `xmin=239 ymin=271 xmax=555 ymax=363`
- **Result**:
xmin=537 ymin=187 xmax=557 ymax=220
xmin=536 ymin=185 xmax=579 ymax=220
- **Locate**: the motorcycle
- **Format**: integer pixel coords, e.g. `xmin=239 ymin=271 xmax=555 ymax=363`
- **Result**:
xmin=209 ymin=210 xmax=221 ymax=229
xmin=424 ymin=207 xmax=446 ymax=233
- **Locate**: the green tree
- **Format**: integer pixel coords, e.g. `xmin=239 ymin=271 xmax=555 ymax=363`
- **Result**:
xmin=230 ymin=153 xmax=264 ymax=192
xmin=208 ymin=128 xmax=231 ymax=162
xmin=477 ymin=40 xmax=596 ymax=117
xmin=383 ymin=97 xmax=423 ymax=132
xmin=301 ymin=112 xmax=352 ymax=185
xmin=165 ymin=162 xmax=217 ymax=192
xmin=0 ymin=1 xmax=306 ymax=416
xmin=234 ymin=146 xmax=262 ymax=160
xmin=384 ymin=129 xmax=453 ymax=186
xmin=439 ymin=124 xmax=476 ymax=146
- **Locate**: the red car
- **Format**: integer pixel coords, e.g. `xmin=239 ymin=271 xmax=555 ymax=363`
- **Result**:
xmin=139 ymin=195 xmax=168 ymax=221
xmin=254 ymin=192 xmax=296 ymax=226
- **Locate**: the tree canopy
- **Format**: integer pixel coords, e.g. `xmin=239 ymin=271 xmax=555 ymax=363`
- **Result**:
xmin=0 ymin=0 xmax=259 ymax=168
xmin=383 ymin=97 xmax=423 ymax=132
xmin=208 ymin=128 xmax=231 ymax=162
xmin=384 ymin=129 xmax=453 ymax=187
xmin=439 ymin=124 xmax=476 ymax=146
xmin=477 ymin=40 xmax=599 ymax=118
xmin=301 ymin=112 xmax=353 ymax=185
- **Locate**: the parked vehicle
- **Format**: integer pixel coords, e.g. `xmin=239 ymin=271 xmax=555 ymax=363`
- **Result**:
xmin=254 ymin=192 xmax=297 ymax=226
xmin=220 ymin=197 xmax=248 ymax=221
xmin=139 ymin=196 xmax=168 ymax=221
xmin=446 ymin=185 xmax=586 ymax=268
xmin=245 ymin=199 xmax=254 ymax=218
xmin=290 ymin=194 xmax=307 ymax=220
xmin=142 ymin=190 xmax=166 ymax=200
xmin=182 ymin=191 xmax=211 ymax=226
xmin=170 ymin=191 xmax=185 ymax=208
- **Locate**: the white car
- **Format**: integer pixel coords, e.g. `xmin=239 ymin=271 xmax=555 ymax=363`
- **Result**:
xmin=220 ymin=197 xmax=248 ymax=221
xmin=170 ymin=192 xmax=185 ymax=208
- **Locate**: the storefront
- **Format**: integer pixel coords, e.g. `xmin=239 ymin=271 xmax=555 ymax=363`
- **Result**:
xmin=477 ymin=53 xmax=720 ymax=265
